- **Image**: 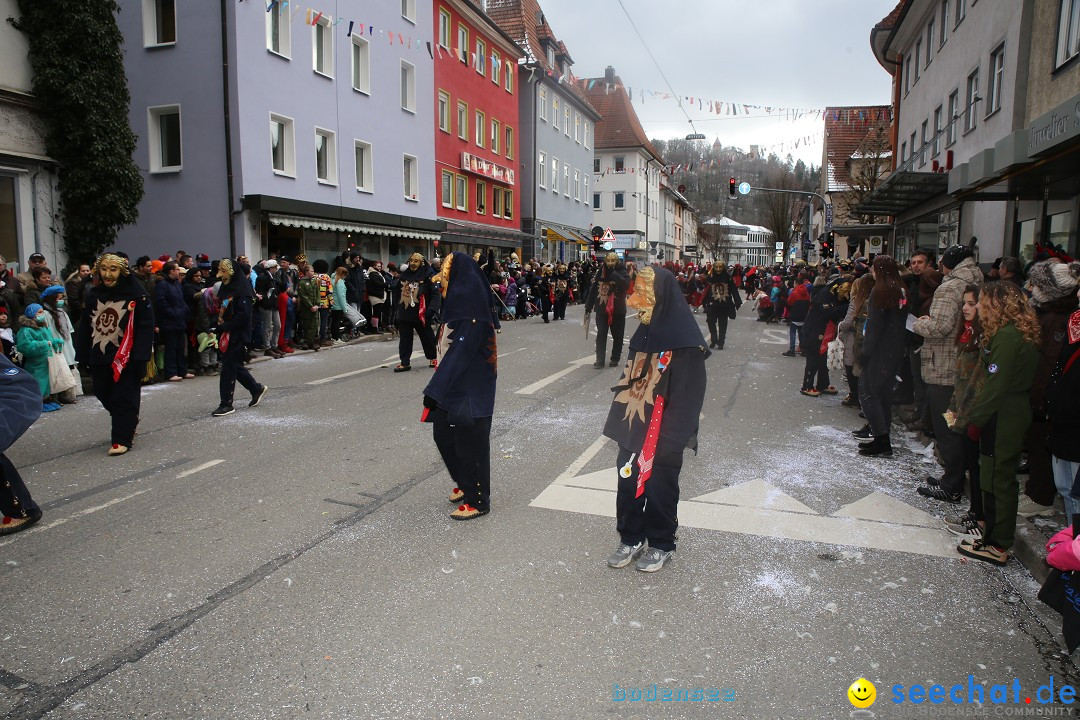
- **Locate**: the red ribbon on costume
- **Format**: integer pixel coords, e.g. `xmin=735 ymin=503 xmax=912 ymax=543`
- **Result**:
xmin=220 ymin=331 xmax=230 ymax=353
xmin=635 ymin=394 xmax=666 ymax=498
xmin=605 ymin=292 xmax=615 ymax=325
xmin=419 ymin=293 xmax=427 ymax=326
xmin=111 ymin=301 xmax=136 ymax=382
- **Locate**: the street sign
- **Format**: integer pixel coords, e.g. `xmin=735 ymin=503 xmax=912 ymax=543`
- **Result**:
xmin=602 ymin=242 xmax=613 ymax=250
xmin=825 ymin=203 xmax=833 ymax=231
xmin=601 ymin=228 xmax=617 ymax=243
xmin=738 ymin=182 xmax=751 ymax=195
xmin=774 ymin=241 xmax=784 ymax=250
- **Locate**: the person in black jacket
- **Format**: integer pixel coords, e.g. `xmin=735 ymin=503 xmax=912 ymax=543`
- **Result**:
xmin=154 ymin=262 xmax=192 ymax=381
xmin=1045 ymin=265 xmax=1080 ymax=527
xmin=603 ymin=267 xmax=709 ymax=573
xmin=76 ymin=254 xmax=156 ymax=455
xmin=800 ymin=279 xmax=846 ymax=396
xmin=422 ymin=252 xmax=498 ymax=520
xmin=702 ymin=261 xmax=742 ymax=350
xmin=212 ymin=259 xmax=266 ymax=417
xmin=855 ymin=255 xmax=908 ymax=457
xmin=253 ymin=260 xmax=284 ymax=358
xmin=585 ymin=253 xmax=630 ymax=368
xmin=0 ymin=352 xmax=43 ymax=534
xmin=394 ymin=254 xmax=437 ymax=372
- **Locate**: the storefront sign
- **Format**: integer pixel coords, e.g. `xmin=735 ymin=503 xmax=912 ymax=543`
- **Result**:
xmin=461 ymin=152 xmax=515 ymax=186
xmin=1027 ymin=92 xmax=1080 ymax=157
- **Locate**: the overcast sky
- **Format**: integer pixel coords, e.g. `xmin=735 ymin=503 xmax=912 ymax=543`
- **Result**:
xmin=534 ymin=0 xmax=898 ymax=167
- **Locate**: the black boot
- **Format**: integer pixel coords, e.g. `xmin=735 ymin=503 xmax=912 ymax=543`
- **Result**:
xmin=858 ymin=435 xmax=893 ymax=457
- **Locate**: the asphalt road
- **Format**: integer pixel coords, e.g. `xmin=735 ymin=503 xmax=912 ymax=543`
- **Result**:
xmin=1 ymin=303 xmax=1076 ymax=719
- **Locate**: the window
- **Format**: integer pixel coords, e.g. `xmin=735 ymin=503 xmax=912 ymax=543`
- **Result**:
xmin=563 ymin=164 xmax=569 ymax=197
xmin=476 ymin=181 xmax=486 ymax=214
xmin=505 ymin=126 xmax=513 ymax=160
xmin=614 ymin=156 xmax=625 ymax=172
xmin=940 ymin=0 xmax=950 ymax=45
xmin=270 ymin=113 xmax=295 ymax=176
xmin=403 ymin=154 xmax=418 ymax=200
xmin=538 ymin=152 xmax=546 ymax=188
xmin=315 ymin=128 xmax=336 ymax=185
xmin=438 ymin=8 xmax=451 ymax=48
xmin=143 ymin=0 xmax=176 ymax=46
xmin=920 ymin=119 xmax=929 ymax=167
xmin=592 ymin=192 xmax=601 ymax=210
xmin=593 ymin=157 xmax=600 ymax=173
xmin=551 ymin=156 xmax=558 ymax=193
xmin=964 ymin=70 xmax=979 ymax=133
xmin=910 ymin=131 xmax=917 ymax=162
xmin=475 ymin=110 xmax=485 ymax=147
xmin=148 ymin=105 xmax=181 ymax=172
xmin=354 ymin=140 xmax=372 ymax=192
xmin=441 ymin=169 xmax=453 ymax=207
xmin=455 ymin=175 xmax=467 ymax=211
xmin=504 ymin=61 xmax=513 ymax=93
xmin=584 ymin=121 xmax=591 ymax=150
xmin=583 ymin=175 xmax=588 ymax=205
xmin=901 ymin=141 xmax=908 ymax=162
xmin=539 ymin=87 xmax=548 ymax=122
xmin=503 ymin=189 xmax=513 ymax=219
xmin=914 ymin=39 xmax=922 ymax=82
xmin=492 ymin=52 xmax=501 ymax=85
xmin=401 ymin=0 xmax=415 ymax=22
xmin=933 ymin=105 xmax=943 ymax=156
xmin=457 ymin=101 xmax=468 ymax=140
xmin=954 ymin=0 xmax=966 ymax=27
xmin=947 ymin=90 xmax=960 ymax=145
xmin=904 ymin=55 xmax=912 ymax=94
xmin=546 ymin=46 xmax=556 ymax=67
xmin=266 ymin=2 xmax=290 ymax=57
xmin=491 ymin=119 xmax=500 ymax=154
xmin=351 ymin=36 xmax=370 ymax=93
xmin=564 ymin=106 xmax=570 ymax=137
xmin=926 ymin=19 xmax=934 ymax=65
xmin=313 ymin=14 xmax=333 ymax=77
xmin=438 ymin=91 xmax=451 ymax=132
xmin=400 ymin=61 xmax=415 ymax=112
xmin=1057 ymin=0 xmax=1080 ymax=68
xmin=574 ymin=113 xmax=581 ymax=143
xmin=492 ymin=186 xmax=503 ymax=217
xmin=573 ymin=169 xmax=580 ymax=201
xmin=614 ymin=192 xmax=625 ymax=209
xmin=457 ymin=25 xmax=469 ymax=63
xmin=475 ymin=38 xmax=486 ymax=76
xmin=987 ymin=44 xmax=1004 ymax=116
xmin=552 ymin=98 xmax=560 ymax=131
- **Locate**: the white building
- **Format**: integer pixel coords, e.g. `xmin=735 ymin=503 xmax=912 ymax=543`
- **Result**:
xmin=700 ymin=216 xmax=774 ymax=267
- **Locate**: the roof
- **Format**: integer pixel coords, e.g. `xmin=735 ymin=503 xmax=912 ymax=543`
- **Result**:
xmin=578 ymin=73 xmax=663 ymax=163
xmin=485 ymin=0 xmax=598 ymax=115
xmin=824 ymin=105 xmax=893 ymax=193
xmin=871 ymin=0 xmax=910 ymax=70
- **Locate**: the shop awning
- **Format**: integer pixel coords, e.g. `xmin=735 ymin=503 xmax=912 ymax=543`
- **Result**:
xmin=442 ymin=219 xmax=536 ymax=249
xmin=268 ymin=213 xmax=440 ymax=242
xmin=853 ymin=171 xmax=949 ymax=216
xmin=541 ymin=222 xmax=590 ymax=245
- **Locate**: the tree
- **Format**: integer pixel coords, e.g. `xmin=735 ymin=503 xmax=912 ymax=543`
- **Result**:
xmin=11 ymin=0 xmax=144 ymax=269
xmin=758 ymin=167 xmax=803 ymax=261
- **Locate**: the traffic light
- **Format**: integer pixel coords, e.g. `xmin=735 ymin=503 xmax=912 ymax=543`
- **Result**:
xmin=729 ymin=178 xmax=736 ymax=198
xmin=591 ymin=225 xmax=603 ymax=255
xmin=821 ymin=234 xmax=833 ymax=259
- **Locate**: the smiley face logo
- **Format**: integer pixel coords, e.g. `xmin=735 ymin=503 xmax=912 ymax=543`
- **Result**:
xmin=847 ymin=678 xmax=876 ymax=708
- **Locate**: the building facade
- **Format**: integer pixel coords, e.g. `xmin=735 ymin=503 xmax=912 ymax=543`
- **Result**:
xmin=660 ymin=181 xmax=692 ymax=263
xmin=699 ymin=216 xmax=774 ymax=267
xmin=114 ymin=0 xmax=442 ymax=265
xmin=0 ymin=0 xmax=64 ymax=273
xmin=433 ymin=0 xmax=528 ymax=259
xmin=581 ymin=67 xmax=662 ymax=266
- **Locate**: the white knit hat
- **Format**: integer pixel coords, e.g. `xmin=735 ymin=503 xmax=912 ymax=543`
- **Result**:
xmin=1028 ymin=260 xmax=1080 ymax=305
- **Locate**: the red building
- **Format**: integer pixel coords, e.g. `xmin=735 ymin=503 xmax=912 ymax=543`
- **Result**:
xmin=433 ymin=0 xmax=527 ymax=257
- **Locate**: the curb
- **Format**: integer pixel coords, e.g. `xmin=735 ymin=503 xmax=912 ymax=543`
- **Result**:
xmin=1012 ymin=517 xmax=1050 ymax=585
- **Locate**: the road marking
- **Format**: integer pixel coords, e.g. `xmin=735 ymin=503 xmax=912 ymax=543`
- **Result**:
xmin=176 ymin=459 xmax=225 ymax=479
xmin=0 ymin=489 xmax=149 ymax=547
xmin=309 ymin=352 xmax=425 ymax=385
xmin=532 ymin=438 xmax=957 ymax=559
xmin=515 ymin=355 xmax=597 ymax=395
xmin=758 ymin=328 xmax=789 ymax=345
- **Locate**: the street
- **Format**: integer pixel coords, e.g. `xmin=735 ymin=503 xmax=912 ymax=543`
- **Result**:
xmin=1 ymin=305 xmax=1076 ymax=719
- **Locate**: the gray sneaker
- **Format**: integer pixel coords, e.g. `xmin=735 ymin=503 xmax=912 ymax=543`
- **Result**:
xmin=635 ymin=547 xmax=674 ymax=573
xmin=607 ymin=541 xmax=645 ymax=568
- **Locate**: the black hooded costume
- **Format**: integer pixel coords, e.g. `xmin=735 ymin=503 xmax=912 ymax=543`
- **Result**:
xmin=702 ymin=265 xmax=742 ymax=349
xmin=76 ymin=267 xmax=155 ymax=450
xmin=422 ymin=252 xmax=498 ymax=518
xmin=0 ymin=353 xmax=43 ymax=533
xmin=396 ymin=258 xmax=437 ymax=369
xmin=215 ymin=266 xmax=264 ymax=410
xmin=603 ymin=268 xmax=709 ymax=553
xmin=585 ymin=257 xmax=630 ymax=367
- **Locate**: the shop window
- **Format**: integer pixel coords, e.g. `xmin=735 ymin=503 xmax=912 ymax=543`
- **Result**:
xmin=1058 ymin=0 xmax=1080 ymax=68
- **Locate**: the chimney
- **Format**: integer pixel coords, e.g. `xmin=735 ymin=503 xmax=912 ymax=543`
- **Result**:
xmin=604 ymin=66 xmax=615 ymax=84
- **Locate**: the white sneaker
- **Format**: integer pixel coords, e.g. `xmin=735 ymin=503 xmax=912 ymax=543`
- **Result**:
xmin=1017 ymin=497 xmax=1055 ymax=518
xmin=607 ymin=541 xmax=645 ymax=568
xmin=635 ymin=547 xmax=674 ymax=573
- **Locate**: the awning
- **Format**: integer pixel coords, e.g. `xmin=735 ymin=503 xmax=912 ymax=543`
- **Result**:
xmin=541 ymin=222 xmax=590 ymax=245
xmin=854 ymin=171 xmax=949 ymax=216
xmin=441 ymin=219 xmax=535 ymax=249
xmin=268 ymin=213 xmax=440 ymax=242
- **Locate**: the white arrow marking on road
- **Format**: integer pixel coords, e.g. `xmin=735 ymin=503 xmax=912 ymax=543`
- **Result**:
xmin=177 ymin=459 xmax=225 ymax=479
xmin=0 ymin=489 xmax=150 ymax=547
xmin=308 ymin=352 xmax=426 ymax=385
xmin=515 ymin=355 xmax=597 ymax=395
xmin=758 ymin=328 xmax=789 ymax=345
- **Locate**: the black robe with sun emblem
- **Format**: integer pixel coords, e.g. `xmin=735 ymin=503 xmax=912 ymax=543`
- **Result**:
xmin=76 ymin=274 xmax=155 ymax=370
xmin=423 ymin=252 xmax=497 ymax=424
xmin=603 ymin=269 xmax=708 ymax=457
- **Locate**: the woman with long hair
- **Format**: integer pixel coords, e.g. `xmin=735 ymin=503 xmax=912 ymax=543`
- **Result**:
xmin=943 ymin=285 xmax=985 ymax=539
xmin=839 ymin=274 xmax=874 ymax=407
xmin=855 ymin=255 xmax=907 ymax=457
xmin=956 ymin=282 xmax=1039 ymax=565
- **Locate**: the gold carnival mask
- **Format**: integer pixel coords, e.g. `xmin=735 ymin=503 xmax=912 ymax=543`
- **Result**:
xmin=626 ymin=267 xmax=656 ymax=324
xmin=408 ymin=252 xmax=424 ymax=271
xmin=94 ymin=253 xmax=129 ymax=287
xmin=604 ymin=252 xmax=619 ymax=269
xmin=217 ymin=259 xmax=234 ymax=283
xmin=437 ymin=254 xmax=454 ymax=297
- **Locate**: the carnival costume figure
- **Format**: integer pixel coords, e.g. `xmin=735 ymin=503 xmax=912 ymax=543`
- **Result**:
xmin=395 ymin=253 xmax=437 ymax=372
xmin=212 ymin=259 xmax=266 ymax=416
xmin=585 ymin=253 xmax=630 ymax=368
xmin=702 ymin=261 xmax=742 ymax=350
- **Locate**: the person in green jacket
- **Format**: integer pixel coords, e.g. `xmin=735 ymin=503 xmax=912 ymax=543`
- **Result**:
xmin=956 ymin=282 xmax=1040 ymax=566
xmin=296 ymin=265 xmax=319 ymax=351
xmin=15 ymin=303 xmax=62 ymax=412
